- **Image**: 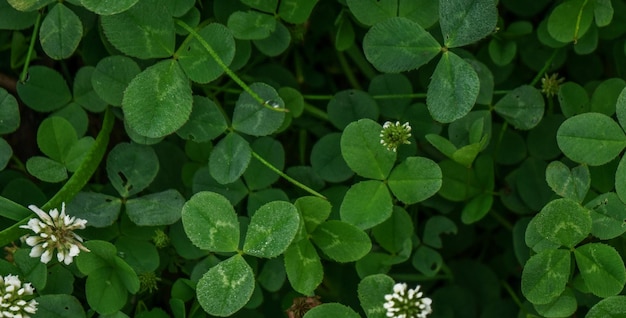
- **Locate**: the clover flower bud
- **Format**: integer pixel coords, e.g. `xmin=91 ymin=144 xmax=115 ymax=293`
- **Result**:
xmin=20 ymin=203 xmax=90 ymax=265
xmin=383 ymin=283 xmax=432 ymax=318
xmin=0 ymin=274 xmax=38 ymax=317
xmin=380 ymin=121 xmax=412 ymax=152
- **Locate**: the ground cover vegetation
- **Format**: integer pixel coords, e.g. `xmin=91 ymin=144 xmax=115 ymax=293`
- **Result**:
xmin=0 ymin=0 xmax=626 ymax=317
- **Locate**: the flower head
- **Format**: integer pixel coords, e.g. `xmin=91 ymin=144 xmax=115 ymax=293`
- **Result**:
xmin=0 ymin=274 xmax=38 ymax=317
xmin=384 ymin=283 xmax=432 ymax=318
xmin=20 ymin=203 xmax=89 ymax=265
xmin=541 ymin=73 xmax=564 ymax=98
xmin=380 ymin=121 xmax=412 ymax=152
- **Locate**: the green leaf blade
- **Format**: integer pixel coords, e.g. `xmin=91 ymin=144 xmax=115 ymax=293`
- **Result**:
xmin=439 ymin=0 xmax=498 ymax=47
xmin=209 ymin=132 xmax=251 ymax=185
xmin=574 ymin=243 xmax=626 ymax=298
xmin=243 ymin=201 xmax=300 ymax=258
xmin=556 ymin=112 xmax=626 ymax=166
xmin=340 ymin=119 xmax=395 ymax=180
xmin=196 ymin=254 xmax=255 ymax=317
xmin=388 ymin=156 xmax=442 ymax=204
xmin=181 ymin=192 xmax=240 ymax=252
xmin=122 ymin=60 xmax=193 ymax=138
xmin=426 ymin=52 xmax=480 ymax=123
xmin=521 ymin=249 xmax=571 ymax=305
xmin=39 ymin=3 xmax=83 ymax=60
xmin=311 ymin=220 xmax=371 ymax=263
xmin=340 ymin=180 xmax=392 ymax=230
xmin=363 ymin=17 xmax=441 ymax=73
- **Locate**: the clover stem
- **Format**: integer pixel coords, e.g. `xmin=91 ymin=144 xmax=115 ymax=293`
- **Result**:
xmin=175 ymin=19 xmax=287 ymax=113
xmin=488 ymin=208 xmax=513 ymax=231
xmin=19 ymin=11 xmax=42 ymax=83
xmin=501 ymin=280 xmax=525 ymax=311
xmin=251 ymin=151 xmax=327 ymax=200
xmin=530 ymin=49 xmax=559 ymax=87
xmin=337 ymin=50 xmax=362 ymax=90
xmin=0 ymin=108 xmax=115 ymax=246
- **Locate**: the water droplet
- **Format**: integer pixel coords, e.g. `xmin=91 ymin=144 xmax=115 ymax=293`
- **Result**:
xmin=264 ymin=100 xmax=280 ymax=108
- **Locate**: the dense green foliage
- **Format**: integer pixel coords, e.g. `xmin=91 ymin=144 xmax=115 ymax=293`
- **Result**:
xmin=1 ymin=0 xmax=626 ymax=317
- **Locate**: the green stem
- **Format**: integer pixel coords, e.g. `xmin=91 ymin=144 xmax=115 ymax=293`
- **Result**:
xmin=345 ymin=45 xmax=377 ymax=80
xmin=251 ymin=151 xmax=326 ymax=200
xmin=337 ymin=50 xmax=361 ymax=90
xmin=303 ymin=102 xmax=330 ymax=121
xmin=488 ymin=209 xmax=513 ymax=232
xmin=501 ymin=280 xmax=525 ymax=312
xmin=0 ymin=108 xmax=115 ymax=247
xmin=19 ymin=11 xmax=43 ymax=83
xmin=175 ymin=19 xmax=287 ymax=113
xmin=530 ymin=49 xmax=559 ymax=87
xmin=302 ymin=93 xmax=427 ymax=101
xmin=492 ymin=122 xmax=508 ymax=165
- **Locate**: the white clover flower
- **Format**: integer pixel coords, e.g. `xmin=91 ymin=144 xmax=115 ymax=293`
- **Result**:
xmin=0 ymin=274 xmax=38 ymax=317
xmin=384 ymin=283 xmax=432 ymax=318
xmin=380 ymin=121 xmax=412 ymax=152
xmin=20 ymin=203 xmax=90 ymax=265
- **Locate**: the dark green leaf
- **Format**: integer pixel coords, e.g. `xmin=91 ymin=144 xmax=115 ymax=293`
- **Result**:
xmin=17 ymin=66 xmax=71 ymax=112
xmin=303 ymin=303 xmax=360 ymax=318
xmin=574 ymin=243 xmax=626 ymax=298
xmin=0 ymin=87 xmax=19 ymax=134
xmin=178 ymin=23 xmax=235 ymax=84
xmin=26 ymin=156 xmax=67 ymax=183
xmin=91 ymin=55 xmax=141 ymax=107
xmin=284 ymin=238 xmax=323 ymax=295
xmin=181 ymin=191 xmax=240 ymax=252
xmin=340 ymin=180 xmax=392 ymax=230
xmin=556 ymin=112 xmax=626 ymax=166
xmin=494 ymin=85 xmax=545 ymax=130
xmin=196 ymin=254 xmax=255 ymax=316
xmin=363 ymin=17 xmax=441 ymax=73
xmin=125 ymin=189 xmax=184 ymax=226
xmin=232 ymin=83 xmax=285 ymax=136
xmin=545 ymin=161 xmax=590 ymax=203
xmin=81 ymin=0 xmax=138 ymax=15
xmin=427 ymin=52 xmax=480 ymax=123
xmin=176 ymin=96 xmax=228 ymax=142
xmin=35 ymin=294 xmax=85 ymax=318
xmin=533 ymin=198 xmax=592 ymax=248
xmin=521 ymin=249 xmax=571 ymax=305
xmin=388 ymin=156 xmax=442 ymax=204
xmin=122 ymin=60 xmax=193 ymax=138
xmin=39 ymin=3 xmax=83 ymax=60
xmin=209 ymin=132 xmax=251 ymax=184
xmin=106 ymin=143 xmax=159 ymax=198
xmin=358 ymin=274 xmax=395 ymax=318
xmin=340 ymin=119 xmax=395 ymax=180
xmin=439 ymin=0 xmax=498 ymax=47
xmin=227 ymin=10 xmax=276 ymax=40
xmin=311 ymin=220 xmax=371 ymax=263
xmin=547 ymin=0 xmax=594 ymax=43
xmin=100 ymin=0 xmax=175 ymax=59
xmin=244 ymin=201 xmax=300 ymax=258
xmin=327 ymin=89 xmax=378 ymax=130
xmin=586 ymin=296 xmax=626 ymax=317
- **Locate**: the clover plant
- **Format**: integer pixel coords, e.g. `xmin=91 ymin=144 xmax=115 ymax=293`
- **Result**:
xmin=1 ymin=0 xmax=626 ymax=317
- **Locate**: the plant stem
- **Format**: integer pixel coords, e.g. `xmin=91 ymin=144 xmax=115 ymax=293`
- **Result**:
xmin=251 ymin=151 xmax=326 ymax=200
xmin=336 ymin=50 xmax=361 ymax=90
xmin=489 ymin=209 xmax=513 ymax=231
xmin=302 ymin=93 xmax=427 ymax=100
xmin=303 ymin=102 xmax=330 ymax=121
xmin=19 ymin=11 xmax=42 ymax=83
xmin=0 ymin=108 xmax=115 ymax=246
xmin=175 ymin=19 xmax=287 ymax=113
xmin=530 ymin=49 xmax=559 ymax=87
